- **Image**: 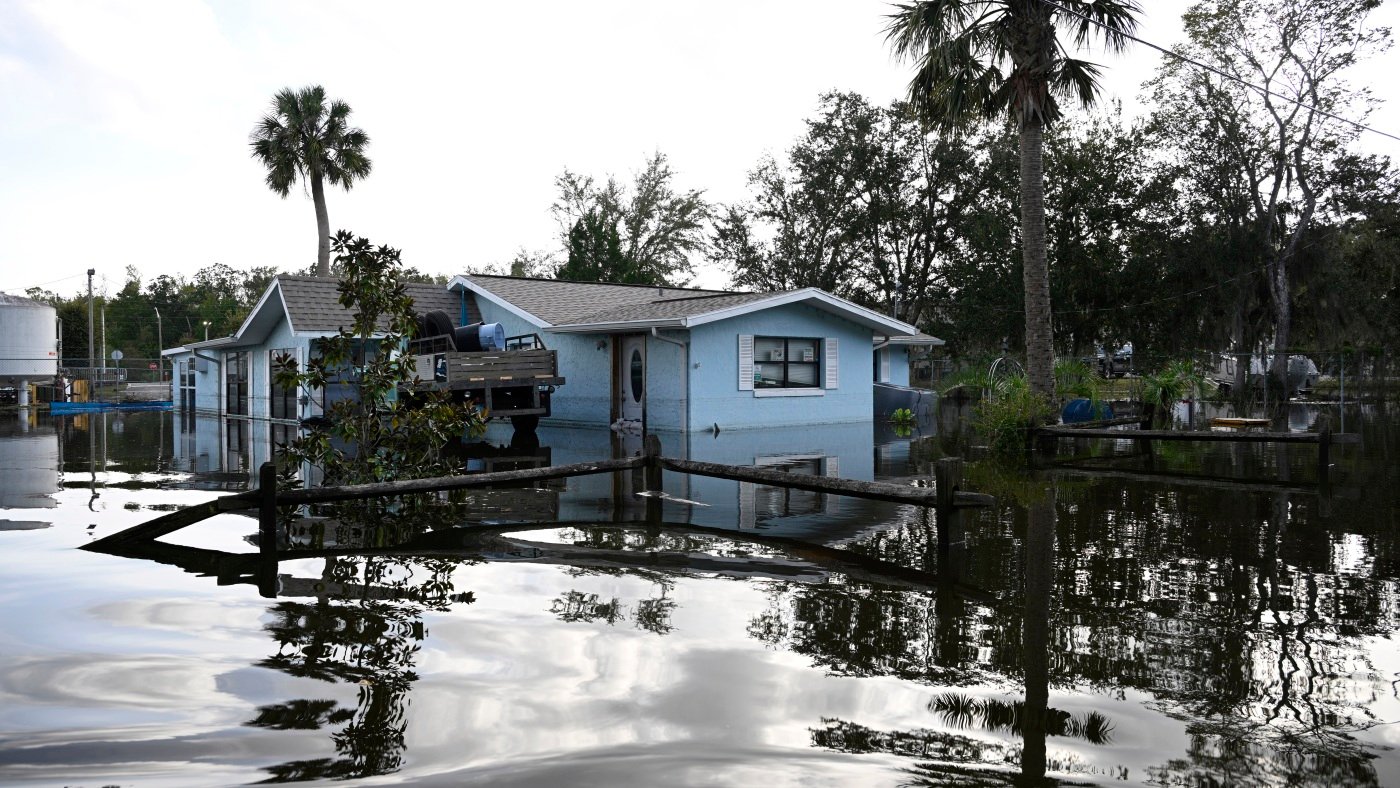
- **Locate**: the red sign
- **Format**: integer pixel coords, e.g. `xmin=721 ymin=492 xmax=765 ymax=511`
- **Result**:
xmin=148 ymin=363 xmax=157 ymax=370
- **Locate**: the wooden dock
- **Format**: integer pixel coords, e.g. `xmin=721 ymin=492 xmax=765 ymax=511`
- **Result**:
xmin=1034 ymin=419 xmax=1358 ymax=483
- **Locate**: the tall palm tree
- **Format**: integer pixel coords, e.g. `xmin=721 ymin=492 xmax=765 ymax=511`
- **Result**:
xmin=886 ymin=0 xmax=1139 ymax=400
xmin=250 ymin=85 xmax=372 ymax=278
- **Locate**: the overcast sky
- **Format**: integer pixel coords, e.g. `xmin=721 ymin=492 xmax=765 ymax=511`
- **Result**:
xmin=2 ymin=0 xmax=1398 ymax=298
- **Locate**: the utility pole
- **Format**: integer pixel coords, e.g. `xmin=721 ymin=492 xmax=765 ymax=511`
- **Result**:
xmin=154 ymin=306 xmax=163 ymax=382
xmin=86 ymin=268 xmax=95 ymax=396
xmin=100 ymin=307 xmax=107 ymax=379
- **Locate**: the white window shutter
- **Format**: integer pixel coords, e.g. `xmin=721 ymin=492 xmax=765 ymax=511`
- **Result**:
xmin=738 ymin=335 xmax=754 ymax=391
xmin=824 ymin=338 xmax=839 ymax=389
xmin=879 ymin=347 xmax=891 ymax=383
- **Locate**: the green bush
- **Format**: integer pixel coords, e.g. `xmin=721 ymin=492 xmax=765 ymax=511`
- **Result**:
xmin=1141 ymin=359 xmax=1206 ymax=425
xmin=974 ymin=374 xmax=1055 ymax=458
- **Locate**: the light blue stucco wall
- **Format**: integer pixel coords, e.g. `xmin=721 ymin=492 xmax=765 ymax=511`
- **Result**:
xmin=889 ymin=346 xmax=911 ymax=387
xmin=241 ymin=320 xmax=303 ymax=421
xmin=642 ymin=332 xmax=685 ymax=431
xmin=467 ymin=296 xmax=614 ymax=427
xmin=169 ymin=349 xmax=223 ymax=415
xmin=687 ymin=303 xmax=874 ymax=431
xmin=171 ymin=322 xmax=311 ymax=421
xmin=469 ymin=290 xmax=885 ymax=431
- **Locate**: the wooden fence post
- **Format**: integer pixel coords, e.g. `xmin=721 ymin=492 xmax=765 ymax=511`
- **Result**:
xmin=934 ymin=457 xmax=965 ymax=582
xmin=1318 ymin=416 xmax=1332 ymax=485
xmin=643 ymin=434 xmax=663 ymax=525
xmin=258 ymin=462 xmax=277 ymax=556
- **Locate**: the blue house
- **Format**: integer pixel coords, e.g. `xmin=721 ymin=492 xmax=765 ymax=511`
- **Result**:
xmin=164 ymin=276 xmax=463 ymax=423
xmin=164 ymin=274 xmax=938 ymax=434
xmin=447 ymin=275 xmax=936 ymax=432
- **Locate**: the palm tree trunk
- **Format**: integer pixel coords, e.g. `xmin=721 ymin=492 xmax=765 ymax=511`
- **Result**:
xmin=312 ymin=173 xmax=331 ymax=277
xmin=1020 ymin=493 xmax=1055 ymax=785
xmin=1019 ymin=121 xmax=1055 ymax=402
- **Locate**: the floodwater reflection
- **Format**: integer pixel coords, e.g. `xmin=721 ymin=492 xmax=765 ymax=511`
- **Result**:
xmin=1 ymin=406 xmax=1398 ymax=785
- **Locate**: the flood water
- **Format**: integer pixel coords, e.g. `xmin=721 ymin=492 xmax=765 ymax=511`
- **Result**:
xmin=0 ymin=403 xmax=1397 ymax=786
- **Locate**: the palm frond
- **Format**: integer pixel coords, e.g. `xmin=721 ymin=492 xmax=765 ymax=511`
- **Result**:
xmin=250 ymin=83 xmax=371 ymax=195
xmin=1056 ymin=0 xmax=1141 ymax=53
xmin=1051 ymin=56 xmax=1104 ymax=109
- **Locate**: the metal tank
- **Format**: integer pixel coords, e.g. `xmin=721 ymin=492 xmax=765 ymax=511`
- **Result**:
xmin=0 ymin=293 xmax=60 ymax=407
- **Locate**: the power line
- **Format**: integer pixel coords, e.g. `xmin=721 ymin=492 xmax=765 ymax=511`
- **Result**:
xmin=970 ymin=259 xmax=1269 ymax=317
xmin=1039 ymin=0 xmax=1400 ymax=144
xmin=6 ymin=272 xmax=87 ymax=293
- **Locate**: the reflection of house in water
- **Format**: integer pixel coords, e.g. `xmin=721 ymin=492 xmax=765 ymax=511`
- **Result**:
xmin=170 ymin=411 xmax=281 ymax=489
xmin=169 ymin=406 xmax=911 ymax=537
xmin=488 ymin=420 xmax=886 ymax=536
xmin=0 ymin=415 xmax=60 ymax=529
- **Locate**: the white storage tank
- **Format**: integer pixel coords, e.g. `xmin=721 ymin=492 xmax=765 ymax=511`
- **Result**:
xmin=0 ymin=293 xmax=60 ymax=406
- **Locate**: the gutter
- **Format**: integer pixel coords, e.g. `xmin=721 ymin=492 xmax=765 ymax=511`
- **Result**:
xmin=650 ymin=327 xmax=689 ymax=434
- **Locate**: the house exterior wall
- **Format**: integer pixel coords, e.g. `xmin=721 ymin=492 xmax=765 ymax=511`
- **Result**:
xmin=642 ymin=332 xmax=685 ymax=431
xmin=242 ymin=320 xmax=302 ymax=421
xmin=470 ymin=297 xmax=616 ymax=427
xmin=687 ymin=302 xmax=874 ymax=431
xmin=889 ymin=346 xmax=911 ymax=387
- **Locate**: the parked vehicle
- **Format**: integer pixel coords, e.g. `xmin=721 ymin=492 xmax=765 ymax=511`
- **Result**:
xmin=1209 ymin=353 xmax=1318 ymax=396
xmin=1083 ymin=343 xmax=1133 ymax=378
xmin=403 ymin=311 xmax=565 ymax=431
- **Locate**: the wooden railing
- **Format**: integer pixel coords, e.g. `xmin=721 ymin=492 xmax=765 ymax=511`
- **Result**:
xmin=85 ymin=435 xmax=991 ymax=556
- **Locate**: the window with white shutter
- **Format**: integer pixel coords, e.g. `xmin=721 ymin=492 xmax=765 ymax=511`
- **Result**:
xmin=738 ymin=334 xmax=754 ymax=391
xmin=824 ymin=337 xmax=839 ymax=389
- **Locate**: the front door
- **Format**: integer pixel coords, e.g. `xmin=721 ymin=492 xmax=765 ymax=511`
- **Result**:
xmin=616 ymin=334 xmax=645 ymax=425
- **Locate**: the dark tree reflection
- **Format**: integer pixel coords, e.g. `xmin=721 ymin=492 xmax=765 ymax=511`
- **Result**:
xmin=249 ymin=556 xmax=471 ymax=782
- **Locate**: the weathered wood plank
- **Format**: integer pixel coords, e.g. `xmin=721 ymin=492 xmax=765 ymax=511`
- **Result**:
xmin=1038 ymin=427 xmax=1338 ymax=444
xmin=1057 ymin=416 xmax=1145 ymax=430
xmin=275 ymin=457 xmax=644 ymax=506
xmin=659 ymin=457 xmax=994 ymax=508
xmin=1048 ymin=463 xmax=1327 ymax=496
xmin=83 ymin=493 xmax=254 ymax=549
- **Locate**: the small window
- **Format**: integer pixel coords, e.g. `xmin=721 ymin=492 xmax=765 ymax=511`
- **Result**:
xmin=753 ymin=337 xmax=820 ymax=389
xmin=630 ymin=348 xmax=644 ymax=403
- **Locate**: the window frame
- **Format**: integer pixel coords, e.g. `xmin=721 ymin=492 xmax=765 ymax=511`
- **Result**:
xmin=752 ymin=336 xmax=821 ymax=390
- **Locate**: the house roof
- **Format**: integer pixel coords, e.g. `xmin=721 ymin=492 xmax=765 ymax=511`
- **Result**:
xmin=886 ymin=332 xmax=945 ymax=347
xmin=448 ymin=275 xmax=728 ymax=326
xmin=163 ymin=276 xmax=467 ymax=355
xmin=274 ymin=276 xmax=461 ymax=334
xmin=449 ymin=275 xmax=925 ymax=337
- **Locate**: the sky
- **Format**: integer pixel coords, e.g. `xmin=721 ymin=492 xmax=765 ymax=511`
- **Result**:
xmin=2 ymin=0 xmax=1398 ymax=299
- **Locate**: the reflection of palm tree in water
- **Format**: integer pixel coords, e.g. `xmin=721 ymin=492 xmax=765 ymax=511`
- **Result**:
xmin=804 ymin=491 xmax=1122 ymax=785
xmin=247 ymin=556 xmax=466 ymax=782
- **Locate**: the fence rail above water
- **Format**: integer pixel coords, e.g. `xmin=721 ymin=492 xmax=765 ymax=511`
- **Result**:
xmin=84 ymin=437 xmax=993 ymax=553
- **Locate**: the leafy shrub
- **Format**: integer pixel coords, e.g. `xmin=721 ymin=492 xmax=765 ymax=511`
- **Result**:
xmin=1141 ymin=359 xmax=1206 ymax=426
xmin=974 ymin=373 xmax=1055 ymax=458
xmin=274 ymin=231 xmax=486 ymax=487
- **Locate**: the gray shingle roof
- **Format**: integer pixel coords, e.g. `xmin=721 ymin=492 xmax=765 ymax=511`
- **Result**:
xmin=276 ymin=276 xmax=466 ymax=333
xmin=559 ymin=291 xmax=778 ymax=325
xmin=463 ymin=275 xmax=734 ymax=326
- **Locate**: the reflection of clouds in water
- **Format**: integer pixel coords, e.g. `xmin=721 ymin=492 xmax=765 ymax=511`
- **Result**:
xmin=0 ymin=655 xmax=239 ymax=711
xmin=403 ymin=570 xmax=940 ymax=772
xmin=397 ymin=741 xmax=902 ymax=787
xmin=87 ymin=598 xmax=267 ymax=642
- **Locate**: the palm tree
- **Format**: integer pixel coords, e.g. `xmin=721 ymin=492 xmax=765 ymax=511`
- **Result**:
xmin=885 ymin=0 xmax=1139 ymax=400
xmin=250 ymin=85 xmax=372 ymax=278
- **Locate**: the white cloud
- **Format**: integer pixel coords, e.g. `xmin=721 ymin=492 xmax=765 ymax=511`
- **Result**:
xmin=1 ymin=0 xmax=1397 ymax=296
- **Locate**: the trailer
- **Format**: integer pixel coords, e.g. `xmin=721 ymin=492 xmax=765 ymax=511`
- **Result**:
xmin=403 ymin=316 xmax=564 ymax=430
